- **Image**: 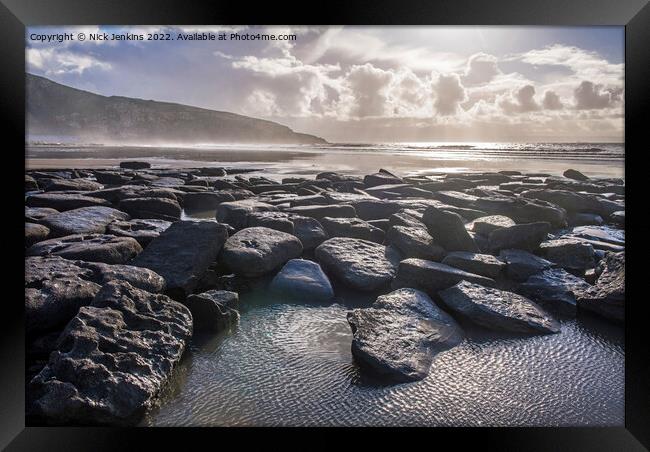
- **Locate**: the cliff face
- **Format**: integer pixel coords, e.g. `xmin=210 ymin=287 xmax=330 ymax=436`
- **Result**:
xmin=26 ymin=73 xmax=327 ymax=145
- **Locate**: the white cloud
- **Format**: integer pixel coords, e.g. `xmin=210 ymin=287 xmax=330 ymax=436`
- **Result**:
xmin=27 ymin=47 xmax=111 ymax=75
xmin=462 ymin=53 xmax=500 ymax=85
xmin=433 ymin=74 xmax=467 ymax=116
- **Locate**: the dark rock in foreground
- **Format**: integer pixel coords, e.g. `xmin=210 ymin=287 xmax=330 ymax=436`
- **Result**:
xmin=27 ymin=234 xmax=143 ymax=264
xmin=469 ymin=215 xmax=515 ymax=235
xmin=439 ymin=281 xmax=560 ymax=334
xmin=423 ymin=207 xmax=479 ymax=253
xmin=347 ymin=288 xmax=463 ymax=383
xmin=488 ymin=222 xmax=551 ymax=253
xmin=392 ymin=258 xmax=496 ymax=295
xmin=315 ymin=237 xmax=400 ymax=291
xmin=518 ymin=268 xmax=591 ymax=315
xmin=269 ymin=259 xmax=334 ymax=301
xmin=183 ymin=290 xmax=239 ymax=332
xmin=28 ymin=281 xmax=192 ymax=425
xmin=131 ymin=221 xmax=229 ymax=300
xmin=577 ymin=251 xmax=624 ymax=322
xmin=106 ymin=219 xmax=172 ymax=246
xmin=221 ymin=227 xmax=303 ymax=278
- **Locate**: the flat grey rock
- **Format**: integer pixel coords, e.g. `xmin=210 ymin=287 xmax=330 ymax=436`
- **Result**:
xmin=392 ymin=258 xmax=496 ymax=295
xmin=315 ymin=237 xmax=400 ymax=291
xmin=27 ymin=234 xmax=143 ymax=264
xmin=441 ymin=251 xmax=505 ymax=279
xmin=539 ymin=238 xmax=595 ymax=271
xmin=348 ymin=288 xmax=463 ymax=382
xmin=499 ymin=249 xmax=554 ymax=281
xmin=320 ymin=216 xmax=385 ymax=243
xmin=439 ymin=281 xmax=560 ymax=334
xmin=41 ymin=206 xmax=129 ymax=237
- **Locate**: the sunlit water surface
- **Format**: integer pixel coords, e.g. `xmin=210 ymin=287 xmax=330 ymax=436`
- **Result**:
xmin=142 ymin=284 xmax=624 ymax=427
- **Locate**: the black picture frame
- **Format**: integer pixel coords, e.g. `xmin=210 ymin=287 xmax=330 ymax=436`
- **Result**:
xmin=2 ymin=0 xmax=648 ymax=449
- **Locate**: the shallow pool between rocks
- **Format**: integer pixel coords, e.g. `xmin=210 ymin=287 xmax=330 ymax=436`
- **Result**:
xmin=141 ymin=282 xmax=624 ymax=427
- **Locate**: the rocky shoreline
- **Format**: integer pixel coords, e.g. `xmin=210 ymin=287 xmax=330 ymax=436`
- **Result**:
xmin=25 ymin=163 xmax=625 ymax=425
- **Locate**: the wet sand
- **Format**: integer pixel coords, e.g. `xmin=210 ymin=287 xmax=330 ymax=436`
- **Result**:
xmin=26 ymin=145 xmax=625 ymax=179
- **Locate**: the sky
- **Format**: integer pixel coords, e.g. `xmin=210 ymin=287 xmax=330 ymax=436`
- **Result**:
xmin=26 ymin=26 xmax=624 ymax=143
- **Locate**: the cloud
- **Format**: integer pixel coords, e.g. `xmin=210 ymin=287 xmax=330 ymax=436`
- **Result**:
xmin=542 ymin=90 xmax=563 ymax=110
xmin=499 ymin=84 xmax=540 ymax=114
xmin=27 ymin=47 xmax=111 ymax=75
xmin=573 ymin=80 xmax=617 ymax=109
xmin=346 ymin=63 xmax=394 ymax=117
xmin=462 ymin=53 xmax=500 ymax=85
xmin=433 ymin=74 xmax=467 ymax=116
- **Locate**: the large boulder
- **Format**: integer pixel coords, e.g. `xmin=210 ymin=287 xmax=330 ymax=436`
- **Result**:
xmin=499 ymin=249 xmax=554 ymax=281
xmin=41 ymin=206 xmax=130 ymax=237
xmin=26 ymin=234 xmax=142 ymax=264
xmin=439 ymin=281 xmax=560 ymax=334
xmin=392 ymin=258 xmax=496 ymax=295
xmin=386 ymin=225 xmax=445 ymax=261
xmin=518 ymin=268 xmax=591 ymax=315
xmin=576 ymin=251 xmax=624 ymax=322
xmin=183 ymin=290 xmax=239 ymax=332
xmin=441 ymin=251 xmax=505 ymax=279
xmin=28 ymin=281 xmax=192 ymax=425
xmin=25 ymin=256 xmax=166 ymax=334
xmin=216 ymin=199 xmax=277 ymax=230
xmin=422 ymin=207 xmax=479 ymax=253
xmin=320 ymin=217 xmax=385 ymax=243
xmin=521 ymin=189 xmax=602 ymax=214
xmin=315 ymin=237 xmax=400 ymax=291
xmin=347 ymin=288 xmax=463 ymax=382
xmin=118 ymin=197 xmax=181 ymax=220
xmin=269 ymin=259 xmax=334 ymax=301
xmin=131 ymin=221 xmax=229 ymax=300
xmin=538 ymin=238 xmax=595 ymax=272
xmin=26 ymin=207 xmax=59 ymax=223
xmin=488 ymin=222 xmax=551 ymax=253
xmin=220 ymin=227 xmax=303 ymax=278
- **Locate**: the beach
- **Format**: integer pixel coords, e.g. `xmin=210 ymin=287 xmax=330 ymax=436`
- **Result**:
xmin=26 ymin=142 xmax=625 ymax=179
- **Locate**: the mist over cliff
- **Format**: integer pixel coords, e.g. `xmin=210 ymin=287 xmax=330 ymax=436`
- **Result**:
xmin=26 ymin=73 xmax=327 ymax=145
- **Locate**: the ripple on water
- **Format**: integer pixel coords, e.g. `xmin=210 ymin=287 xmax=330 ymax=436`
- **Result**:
xmin=142 ymin=291 xmax=624 ymax=427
